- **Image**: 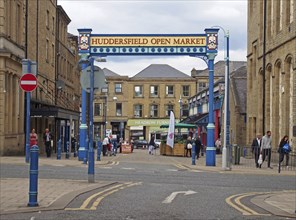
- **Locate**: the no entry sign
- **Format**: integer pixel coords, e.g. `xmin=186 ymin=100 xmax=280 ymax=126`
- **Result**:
xmin=20 ymin=73 xmax=38 ymax=92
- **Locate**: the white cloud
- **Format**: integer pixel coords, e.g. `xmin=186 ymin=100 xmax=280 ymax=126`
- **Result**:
xmin=59 ymin=0 xmax=247 ymax=76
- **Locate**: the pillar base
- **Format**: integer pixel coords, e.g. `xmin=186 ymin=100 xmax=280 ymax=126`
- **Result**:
xmin=78 ymin=147 xmax=86 ymax=161
xmin=206 ymin=147 xmax=216 ymax=166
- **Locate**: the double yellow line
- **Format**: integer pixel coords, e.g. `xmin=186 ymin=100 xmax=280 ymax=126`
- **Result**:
xmin=174 ymin=164 xmax=189 ymax=170
xmin=66 ymin=182 xmax=142 ymax=211
xmin=226 ymin=190 xmax=295 ymax=216
xmin=226 ymin=192 xmax=270 ymax=216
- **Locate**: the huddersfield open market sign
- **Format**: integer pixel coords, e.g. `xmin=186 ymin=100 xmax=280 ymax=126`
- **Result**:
xmin=77 ymin=28 xmax=219 ymax=57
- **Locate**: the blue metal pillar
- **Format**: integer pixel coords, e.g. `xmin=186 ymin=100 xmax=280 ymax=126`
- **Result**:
xmin=57 ymin=139 xmax=61 ymax=160
xmin=65 ymin=141 xmax=69 ymax=159
xmin=97 ymin=140 xmax=102 ymax=161
xmin=79 ymin=61 xmax=88 ymax=161
xmin=23 ymin=60 xmax=31 ymax=163
xmin=88 ymin=57 xmax=95 ymax=183
xmin=192 ymin=142 xmax=196 ymax=165
xmin=206 ymin=55 xmax=216 ymax=166
xmin=28 ymin=145 xmax=39 ymax=207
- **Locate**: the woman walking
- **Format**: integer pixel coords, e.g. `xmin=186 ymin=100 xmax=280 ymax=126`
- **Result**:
xmin=278 ymin=135 xmax=291 ymax=172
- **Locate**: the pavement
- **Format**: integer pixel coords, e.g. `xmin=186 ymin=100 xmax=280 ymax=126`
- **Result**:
xmin=0 ymin=149 xmax=295 ymax=218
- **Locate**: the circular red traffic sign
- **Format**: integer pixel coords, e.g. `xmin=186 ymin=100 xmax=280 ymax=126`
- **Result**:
xmin=20 ymin=73 xmax=38 ymax=92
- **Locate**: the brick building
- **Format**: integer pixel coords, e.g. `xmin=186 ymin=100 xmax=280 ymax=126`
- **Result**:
xmin=247 ymin=0 xmax=295 ymax=147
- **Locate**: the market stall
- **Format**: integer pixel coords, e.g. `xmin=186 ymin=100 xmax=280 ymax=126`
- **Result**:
xmin=159 ymin=123 xmax=197 ymax=157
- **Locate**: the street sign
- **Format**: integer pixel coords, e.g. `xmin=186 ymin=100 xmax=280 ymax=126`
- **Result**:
xmin=20 ymin=73 xmax=38 ymax=92
xmin=80 ymin=66 xmax=107 ymax=93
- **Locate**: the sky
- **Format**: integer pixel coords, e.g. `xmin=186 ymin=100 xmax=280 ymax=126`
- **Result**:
xmin=58 ymin=0 xmax=247 ymax=77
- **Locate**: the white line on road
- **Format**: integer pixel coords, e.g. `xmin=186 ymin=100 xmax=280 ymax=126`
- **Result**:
xmin=162 ymin=190 xmax=197 ymax=204
xmin=121 ymin=167 xmax=136 ymax=170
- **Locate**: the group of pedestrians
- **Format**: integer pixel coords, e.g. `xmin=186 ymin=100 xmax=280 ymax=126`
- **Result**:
xmin=251 ymin=131 xmax=291 ymax=169
xmin=30 ymin=128 xmax=53 ymax=158
xmin=102 ymin=134 xmax=118 ymax=156
xmin=184 ymin=135 xmax=203 ymax=159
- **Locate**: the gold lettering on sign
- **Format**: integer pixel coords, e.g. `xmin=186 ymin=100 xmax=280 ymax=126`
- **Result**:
xmin=90 ymin=36 xmax=206 ymax=47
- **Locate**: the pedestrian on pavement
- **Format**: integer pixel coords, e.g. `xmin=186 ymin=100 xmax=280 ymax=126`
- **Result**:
xmin=43 ymin=128 xmax=53 ymax=157
xmin=278 ymin=135 xmax=291 ymax=168
xmin=107 ymin=134 xmax=113 ymax=156
xmin=261 ymin=130 xmax=272 ymax=169
xmin=185 ymin=136 xmax=192 ymax=157
xmin=30 ymin=128 xmax=38 ymax=147
xmin=251 ymin=133 xmax=261 ymax=168
xmin=148 ymin=135 xmax=155 ymax=155
xmin=194 ymin=135 xmax=202 ymax=159
xmin=215 ymin=137 xmax=222 ymax=154
xmin=102 ymin=136 xmax=109 ymax=156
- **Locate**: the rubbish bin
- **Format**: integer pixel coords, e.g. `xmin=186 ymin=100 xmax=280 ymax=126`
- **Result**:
xmin=233 ymin=144 xmax=240 ymax=165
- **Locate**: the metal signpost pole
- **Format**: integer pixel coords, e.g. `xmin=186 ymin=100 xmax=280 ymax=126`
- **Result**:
xmin=79 ymin=62 xmax=88 ymax=162
xmin=88 ymin=57 xmax=95 ymax=183
xmin=22 ymin=59 xmax=31 ymax=163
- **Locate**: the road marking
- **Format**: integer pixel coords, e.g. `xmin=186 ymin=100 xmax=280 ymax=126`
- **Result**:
xmin=162 ymin=190 xmax=197 ymax=204
xmin=65 ymin=182 xmax=142 ymax=211
xmin=225 ymin=191 xmax=281 ymax=216
xmin=90 ymin=182 xmax=142 ymax=210
xmin=174 ymin=164 xmax=188 ymax=170
xmin=166 ymin=169 xmax=178 ymax=172
xmin=121 ymin=167 xmax=135 ymax=170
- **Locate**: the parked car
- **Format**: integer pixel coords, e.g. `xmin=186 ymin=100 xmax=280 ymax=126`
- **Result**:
xmin=154 ymin=139 xmax=161 ymax=148
xmin=132 ymin=140 xmax=148 ymax=149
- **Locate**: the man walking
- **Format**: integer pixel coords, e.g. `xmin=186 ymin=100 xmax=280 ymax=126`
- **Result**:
xmin=43 ymin=128 xmax=53 ymax=158
xmin=251 ymin=134 xmax=261 ymax=168
xmin=261 ymin=130 xmax=272 ymax=168
xmin=195 ymin=135 xmax=202 ymax=159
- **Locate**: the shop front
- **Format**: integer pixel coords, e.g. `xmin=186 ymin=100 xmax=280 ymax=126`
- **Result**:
xmin=127 ymin=119 xmax=173 ymax=142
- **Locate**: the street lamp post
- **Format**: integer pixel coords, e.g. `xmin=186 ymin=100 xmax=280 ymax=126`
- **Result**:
xmin=212 ymin=26 xmax=230 ymax=170
xmin=178 ymin=95 xmax=183 ymax=121
xmin=178 ymin=96 xmax=183 ymax=137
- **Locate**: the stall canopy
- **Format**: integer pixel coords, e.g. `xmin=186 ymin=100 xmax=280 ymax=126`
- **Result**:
xmin=160 ymin=123 xmax=197 ymax=129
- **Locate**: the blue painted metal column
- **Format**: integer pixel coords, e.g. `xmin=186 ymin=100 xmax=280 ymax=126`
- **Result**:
xmin=204 ymin=28 xmax=219 ymax=166
xmin=206 ymin=55 xmax=216 ymax=166
xmin=78 ymin=64 xmax=88 ymax=161
xmin=77 ymin=28 xmax=92 ymax=161
xmin=22 ymin=59 xmax=31 ymax=163
xmin=28 ymin=145 xmax=39 ymax=207
xmin=88 ymin=57 xmax=95 ymax=183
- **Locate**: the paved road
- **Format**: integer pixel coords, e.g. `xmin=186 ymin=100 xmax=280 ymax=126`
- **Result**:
xmin=0 ymin=149 xmax=295 ymax=220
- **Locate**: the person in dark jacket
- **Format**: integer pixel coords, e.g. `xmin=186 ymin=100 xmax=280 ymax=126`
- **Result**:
xmin=148 ymin=135 xmax=155 ymax=155
xmin=251 ymin=134 xmax=261 ymax=168
xmin=278 ymin=135 xmax=290 ymax=168
xmin=195 ymin=135 xmax=202 ymax=159
xmin=185 ymin=136 xmax=192 ymax=157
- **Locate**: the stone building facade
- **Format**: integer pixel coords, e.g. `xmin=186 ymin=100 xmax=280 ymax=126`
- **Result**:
xmin=247 ymin=0 xmax=295 ymax=148
xmin=0 ymin=0 xmax=26 ymax=155
xmin=94 ymin=64 xmax=196 ymax=141
xmin=0 ymin=0 xmax=81 ymax=155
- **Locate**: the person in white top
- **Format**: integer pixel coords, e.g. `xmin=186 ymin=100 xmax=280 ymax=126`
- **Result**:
xmin=261 ymin=130 xmax=272 ymax=169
